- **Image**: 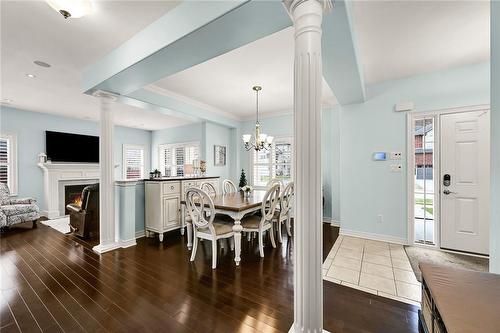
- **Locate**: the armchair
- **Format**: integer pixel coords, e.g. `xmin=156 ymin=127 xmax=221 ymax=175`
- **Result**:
xmin=0 ymin=183 xmax=40 ymax=229
xmin=66 ymin=183 xmax=99 ymax=239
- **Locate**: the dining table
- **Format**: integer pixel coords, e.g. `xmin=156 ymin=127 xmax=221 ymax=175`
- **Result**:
xmin=180 ymin=190 xmax=269 ymax=266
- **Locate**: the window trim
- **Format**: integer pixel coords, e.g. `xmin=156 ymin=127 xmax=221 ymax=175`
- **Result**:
xmin=0 ymin=133 xmax=18 ymax=196
xmin=122 ymin=144 xmax=145 ymax=180
xmin=251 ymin=136 xmax=293 ymax=189
xmin=158 ymin=141 xmax=200 ymax=177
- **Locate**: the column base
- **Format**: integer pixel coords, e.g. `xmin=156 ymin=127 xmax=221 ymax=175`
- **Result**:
xmin=288 ymin=324 xmax=330 ymax=333
xmin=92 ymin=241 xmax=121 ymax=254
xmin=119 ymin=239 xmax=137 ymax=248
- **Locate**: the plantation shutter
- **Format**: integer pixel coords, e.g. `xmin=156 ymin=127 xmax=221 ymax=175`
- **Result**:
xmin=124 ymin=146 xmax=144 ymax=180
xmin=0 ymin=138 xmax=8 ymax=185
xmin=160 ymin=143 xmax=199 ymax=177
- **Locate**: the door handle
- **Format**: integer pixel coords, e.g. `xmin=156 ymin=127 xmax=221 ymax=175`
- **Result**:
xmin=443 ymin=189 xmax=457 ymax=195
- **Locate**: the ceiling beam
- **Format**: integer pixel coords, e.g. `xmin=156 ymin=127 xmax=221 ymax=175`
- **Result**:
xmin=322 ymin=1 xmax=366 ymax=104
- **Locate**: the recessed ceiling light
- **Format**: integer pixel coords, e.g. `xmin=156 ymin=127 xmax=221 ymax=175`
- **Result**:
xmin=46 ymin=0 xmax=94 ymax=19
xmin=26 ymin=73 xmax=36 ymax=78
xmin=34 ymin=60 xmax=51 ymax=68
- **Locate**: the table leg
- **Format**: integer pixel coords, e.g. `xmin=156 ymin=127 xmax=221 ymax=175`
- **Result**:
xmin=180 ymin=204 xmax=185 ymax=235
xmin=233 ymin=218 xmax=243 ymax=266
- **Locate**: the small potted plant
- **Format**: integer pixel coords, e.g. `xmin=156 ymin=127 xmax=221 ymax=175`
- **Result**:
xmin=241 ymin=185 xmax=253 ymax=198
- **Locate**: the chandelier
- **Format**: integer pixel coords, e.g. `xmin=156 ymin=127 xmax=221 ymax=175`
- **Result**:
xmin=242 ymin=86 xmax=273 ymax=151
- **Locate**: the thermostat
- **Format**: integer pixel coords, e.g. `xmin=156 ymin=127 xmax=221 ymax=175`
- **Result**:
xmin=372 ymin=152 xmax=387 ymax=161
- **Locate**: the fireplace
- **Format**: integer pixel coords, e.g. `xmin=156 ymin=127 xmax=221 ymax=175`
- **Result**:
xmin=64 ymin=184 xmax=91 ymax=215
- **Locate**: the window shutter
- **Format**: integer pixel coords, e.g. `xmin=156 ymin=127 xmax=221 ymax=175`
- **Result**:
xmin=0 ymin=138 xmax=8 ymax=185
xmin=125 ymin=147 xmax=143 ymax=180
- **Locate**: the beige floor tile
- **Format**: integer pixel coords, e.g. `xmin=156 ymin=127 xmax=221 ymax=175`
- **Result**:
xmin=390 ymin=248 xmax=408 ymax=260
xmin=340 ymin=242 xmax=364 ymax=251
xmin=393 ymin=268 xmax=419 ymax=285
xmin=378 ymin=292 xmax=421 ymax=307
xmin=342 ymin=236 xmax=365 ymax=245
xmin=323 ymin=258 xmax=333 ymax=270
xmin=364 ymin=240 xmax=389 ymax=249
xmin=337 ymin=247 xmax=363 ymax=260
xmin=363 ymin=253 xmax=392 ymax=267
xmin=341 ymin=281 xmax=378 ymax=295
xmin=359 ymin=272 xmax=397 ymax=295
xmin=364 ymin=246 xmax=391 ymax=257
xmin=392 ymin=258 xmax=413 ymax=271
xmin=327 ymin=265 xmax=360 ymax=284
xmin=323 ymin=276 xmax=341 ymax=284
xmin=361 ymin=262 xmax=394 ymax=279
xmin=389 ymin=243 xmax=404 ymax=250
xmin=333 ymin=255 xmax=362 ymax=271
xmin=395 ymin=281 xmax=422 ymax=302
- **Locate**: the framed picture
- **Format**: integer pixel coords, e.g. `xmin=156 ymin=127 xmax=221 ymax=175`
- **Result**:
xmin=214 ymin=145 xmax=226 ymax=166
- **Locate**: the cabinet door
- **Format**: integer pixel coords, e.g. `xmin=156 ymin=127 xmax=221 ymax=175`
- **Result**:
xmin=163 ymin=196 xmax=180 ymax=229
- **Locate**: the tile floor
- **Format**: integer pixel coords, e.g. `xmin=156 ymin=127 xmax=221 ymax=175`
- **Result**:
xmin=323 ymin=235 xmax=421 ymax=306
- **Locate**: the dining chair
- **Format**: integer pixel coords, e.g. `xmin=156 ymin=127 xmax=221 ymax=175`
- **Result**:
xmin=274 ymin=181 xmax=294 ymax=242
xmin=200 ymin=181 xmax=218 ymax=196
xmin=222 ymin=179 xmax=237 ymax=194
xmin=186 ymin=187 xmax=234 ymax=269
xmin=240 ymin=184 xmax=280 ymax=257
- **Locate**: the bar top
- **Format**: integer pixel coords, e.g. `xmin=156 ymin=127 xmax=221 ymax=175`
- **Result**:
xmin=144 ymin=176 xmax=219 ymax=182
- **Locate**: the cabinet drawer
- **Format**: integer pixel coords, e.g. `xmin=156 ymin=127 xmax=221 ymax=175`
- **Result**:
xmin=162 ymin=182 xmax=180 ymax=195
xmin=182 ymin=180 xmax=199 ymax=190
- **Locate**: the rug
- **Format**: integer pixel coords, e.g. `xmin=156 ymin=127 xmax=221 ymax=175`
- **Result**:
xmin=404 ymin=246 xmax=489 ymax=282
xmin=41 ymin=216 xmax=71 ymax=234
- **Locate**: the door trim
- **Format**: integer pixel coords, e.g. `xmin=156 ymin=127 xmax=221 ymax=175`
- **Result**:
xmin=406 ymin=104 xmax=490 ymax=246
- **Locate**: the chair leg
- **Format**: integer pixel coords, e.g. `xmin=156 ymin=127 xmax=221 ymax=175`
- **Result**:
xmin=212 ymin=239 xmax=217 ymax=269
xmin=286 ymin=216 xmax=292 ymax=237
xmin=269 ymin=225 xmax=276 ymax=248
xmin=247 ymin=232 xmax=251 ymax=241
xmin=230 ymin=237 xmax=234 ymax=251
xmin=277 ymin=220 xmax=283 ymax=243
xmin=32 ymin=220 xmax=38 ymax=228
xmin=258 ymin=231 xmax=264 ymax=257
xmin=190 ymin=236 xmax=199 ymax=262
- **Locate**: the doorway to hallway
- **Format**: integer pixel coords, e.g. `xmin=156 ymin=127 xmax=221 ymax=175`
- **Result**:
xmin=408 ymin=105 xmax=490 ymax=255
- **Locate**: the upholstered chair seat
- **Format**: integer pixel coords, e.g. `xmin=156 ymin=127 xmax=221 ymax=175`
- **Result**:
xmin=0 ymin=183 xmax=40 ymax=229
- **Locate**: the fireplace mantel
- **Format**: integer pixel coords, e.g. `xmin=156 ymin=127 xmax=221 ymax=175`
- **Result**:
xmin=38 ymin=162 xmax=99 ymax=218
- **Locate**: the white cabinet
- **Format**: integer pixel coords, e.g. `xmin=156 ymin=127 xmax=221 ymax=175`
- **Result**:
xmin=145 ymin=178 xmax=219 ymax=242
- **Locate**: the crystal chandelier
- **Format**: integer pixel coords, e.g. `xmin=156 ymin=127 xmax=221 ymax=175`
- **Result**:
xmin=242 ymin=86 xmax=273 ymax=151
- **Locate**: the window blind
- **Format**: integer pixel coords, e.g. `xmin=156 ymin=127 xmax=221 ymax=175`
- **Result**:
xmin=0 ymin=138 xmax=9 ymax=185
xmin=252 ymin=139 xmax=293 ymax=187
xmin=124 ymin=146 xmax=144 ymax=180
xmin=160 ymin=143 xmax=199 ymax=177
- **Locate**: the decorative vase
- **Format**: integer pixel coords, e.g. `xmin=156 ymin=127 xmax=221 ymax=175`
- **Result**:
xmin=244 ymin=191 xmax=251 ymax=198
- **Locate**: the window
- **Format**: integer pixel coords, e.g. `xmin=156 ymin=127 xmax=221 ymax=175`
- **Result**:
xmin=252 ymin=138 xmax=293 ymax=188
xmin=123 ymin=144 xmax=145 ymax=180
xmin=159 ymin=142 xmax=199 ymax=177
xmin=0 ymin=133 xmax=17 ymax=194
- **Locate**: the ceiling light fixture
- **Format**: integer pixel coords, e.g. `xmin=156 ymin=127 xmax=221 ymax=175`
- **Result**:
xmin=242 ymin=86 xmax=273 ymax=151
xmin=46 ymin=0 xmax=94 ymax=19
xmin=34 ymin=60 xmax=51 ymax=68
xmin=26 ymin=73 xmax=36 ymax=78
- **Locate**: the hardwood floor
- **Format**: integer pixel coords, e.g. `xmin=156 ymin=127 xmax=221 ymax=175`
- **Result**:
xmin=0 ymin=221 xmax=420 ymax=333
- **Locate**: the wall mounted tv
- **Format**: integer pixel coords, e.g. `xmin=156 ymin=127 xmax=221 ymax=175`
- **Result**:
xmin=46 ymin=131 xmax=99 ymax=163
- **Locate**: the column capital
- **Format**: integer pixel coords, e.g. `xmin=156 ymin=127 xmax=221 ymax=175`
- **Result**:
xmin=92 ymin=89 xmax=118 ymax=101
xmin=284 ymin=0 xmax=333 ymax=14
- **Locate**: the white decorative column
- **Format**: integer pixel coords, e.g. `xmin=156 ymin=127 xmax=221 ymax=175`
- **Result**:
xmin=92 ymin=91 xmax=120 ymax=254
xmin=288 ymin=0 xmax=331 ymax=332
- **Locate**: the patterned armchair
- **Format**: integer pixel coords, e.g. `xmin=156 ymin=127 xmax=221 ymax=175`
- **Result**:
xmin=0 ymin=183 xmax=40 ymax=229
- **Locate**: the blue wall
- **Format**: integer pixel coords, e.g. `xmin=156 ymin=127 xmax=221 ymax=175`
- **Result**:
xmin=203 ymin=122 xmax=234 ymax=181
xmin=340 ymin=62 xmax=490 ymax=242
xmin=0 ymin=106 xmax=152 ymax=234
xmin=491 ymin=2 xmax=499 ymax=274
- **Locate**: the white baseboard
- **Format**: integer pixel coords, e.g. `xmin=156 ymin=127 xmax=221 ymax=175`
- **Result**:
xmin=339 ymin=228 xmax=407 ymax=245
xmin=135 ymin=230 xmax=146 ymax=239
xmin=323 ymin=217 xmax=340 ymax=227
xmin=119 ymin=239 xmax=137 ymax=248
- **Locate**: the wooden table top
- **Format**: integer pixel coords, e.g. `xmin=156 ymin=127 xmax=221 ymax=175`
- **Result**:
xmin=181 ymin=190 xmax=267 ymax=212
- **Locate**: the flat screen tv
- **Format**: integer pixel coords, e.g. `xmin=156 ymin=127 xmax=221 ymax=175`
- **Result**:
xmin=46 ymin=131 xmax=99 ymax=163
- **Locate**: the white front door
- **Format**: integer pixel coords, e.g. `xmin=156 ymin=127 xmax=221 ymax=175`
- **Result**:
xmin=440 ymin=110 xmax=490 ymax=254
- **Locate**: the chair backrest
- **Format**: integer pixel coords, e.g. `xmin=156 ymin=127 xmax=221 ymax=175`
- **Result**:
xmin=266 ymin=178 xmax=284 ymax=192
xmin=0 ymin=183 xmax=10 ymax=205
xmin=186 ymin=187 xmax=216 ymax=232
xmin=222 ymin=179 xmax=237 ymax=194
xmin=261 ymin=184 xmax=281 ymax=221
xmin=280 ymin=181 xmax=294 ymax=215
xmin=200 ymin=181 xmax=217 ymax=196
xmin=81 ymin=183 xmax=99 ymax=212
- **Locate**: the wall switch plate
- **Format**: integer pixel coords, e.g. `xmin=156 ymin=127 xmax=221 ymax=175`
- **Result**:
xmin=390 ymin=152 xmax=402 ymax=160
xmin=390 ymin=164 xmax=403 ymax=172
xmin=377 ymin=214 xmax=384 ymax=223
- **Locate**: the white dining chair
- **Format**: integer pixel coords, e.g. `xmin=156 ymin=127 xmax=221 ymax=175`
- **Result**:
xmin=274 ymin=181 xmax=294 ymax=242
xmin=186 ymin=187 xmax=234 ymax=269
xmin=222 ymin=179 xmax=237 ymax=194
xmin=266 ymin=178 xmax=284 ymax=190
xmin=240 ymin=184 xmax=280 ymax=257
xmin=200 ymin=181 xmax=218 ymax=196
